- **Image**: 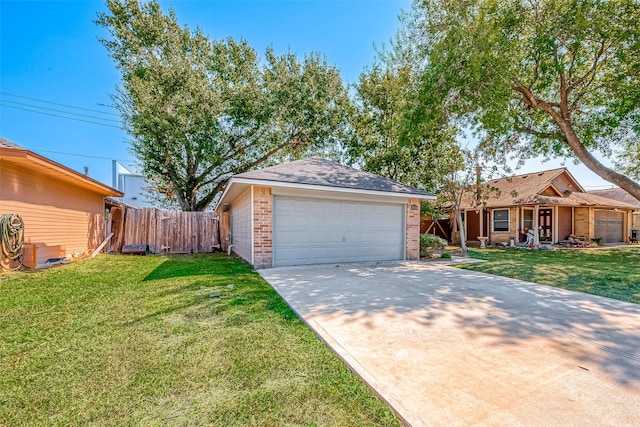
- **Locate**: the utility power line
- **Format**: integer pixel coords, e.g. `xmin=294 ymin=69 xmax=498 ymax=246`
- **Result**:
xmin=0 ymin=91 xmax=120 ymax=116
xmin=2 ymin=99 xmax=121 ymax=123
xmin=33 ymin=149 xmax=135 ymax=164
xmin=0 ymin=103 xmax=122 ymax=129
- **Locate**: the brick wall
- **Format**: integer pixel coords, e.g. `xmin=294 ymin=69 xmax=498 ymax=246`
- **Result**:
xmin=406 ymin=198 xmax=420 ymax=260
xmin=252 ymin=186 xmax=273 ymax=268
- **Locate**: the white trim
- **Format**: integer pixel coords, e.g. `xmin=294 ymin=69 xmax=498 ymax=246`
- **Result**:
xmin=403 ymin=202 xmax=407 ymax=260
xmin=534 ymin=206 xmax=540 ymax=245
xmin=553 ymin=206 xmax=558 ymax=243
xmin=271 ymin=186 xmax=409 ymax=204
xmin=216 ymin=177 xmax=435 ymax=210
xmin=250 ymin=185 xmax=255 ymax=266
xmin=522 ymin=207 xmax=534 ymax=230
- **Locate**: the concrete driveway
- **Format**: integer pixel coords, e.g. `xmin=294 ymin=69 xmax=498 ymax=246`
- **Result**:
xmin=259 ymin=261 xmax=640 ymax=427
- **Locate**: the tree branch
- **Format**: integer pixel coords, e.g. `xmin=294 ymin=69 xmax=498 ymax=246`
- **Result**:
xmin=568 ymin=40 xmax=607 ymax=91
xmin=519 ymin=126 xmax=564 ymax=141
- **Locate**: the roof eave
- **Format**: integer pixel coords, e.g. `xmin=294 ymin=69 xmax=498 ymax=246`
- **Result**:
xmin=1 ymin=147 xmax=123 ymax=197
xmin=215 ymin=177 xmax=435 ymax=210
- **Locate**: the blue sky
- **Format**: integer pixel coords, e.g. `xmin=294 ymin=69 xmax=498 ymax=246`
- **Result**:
xmin=0 ymin=0 xmax=614 ymax=190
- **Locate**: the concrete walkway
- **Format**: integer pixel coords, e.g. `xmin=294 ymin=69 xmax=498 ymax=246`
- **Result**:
xmin=259 ymin=261 xmax=640 ymax=427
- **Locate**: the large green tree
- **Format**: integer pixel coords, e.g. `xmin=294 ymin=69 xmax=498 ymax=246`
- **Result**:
xmin=411 ymin=0 xmax=640 ymax=201
xmin=347 ymin=7 xmax=460 ymax=191
xmin=98 ymin=0 xmax=349 ymax=211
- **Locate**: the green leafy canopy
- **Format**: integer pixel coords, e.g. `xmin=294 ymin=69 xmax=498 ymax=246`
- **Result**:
xmin=97 ymin=0 xmax=350 ymax=211
xmin=412 ymin=0 xmax=640 ymax=201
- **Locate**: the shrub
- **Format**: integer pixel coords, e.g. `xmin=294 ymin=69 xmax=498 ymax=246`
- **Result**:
xmin=420 ymin=234 xmax=447 ymax=257
xmin=441 ymin=252 xmax=452 ymax=259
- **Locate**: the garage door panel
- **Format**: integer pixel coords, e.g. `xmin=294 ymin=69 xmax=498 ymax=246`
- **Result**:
xmin=309 ymin=215 xmax=327 ymax=227
xmin=289 ymin=216 xmax=308 ymax=227
xmin=277 ymin=232 xmax=294 ymax=244
xmin=293 ymin=200 xmax=310 ymax=211
xmin=327 ymin=203 xmax=343 ymax=214
xmin=344 ymin=216 xmax=361 ymax=228
xmin=595 ymin=211 xmax=624 ymax=243
xmin=274 ymin=196 xmax=404 ymax=267
xmin=310 ymin=201 xmax=327 ymax=212
xmin=309 ymin=231 xmax=327 ymax=242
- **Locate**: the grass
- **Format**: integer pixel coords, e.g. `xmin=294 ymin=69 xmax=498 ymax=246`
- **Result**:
xmin=458 ymin=247 xmax=640 ymax=304
xmin=0 ymin=254 xmax=399 ymax=426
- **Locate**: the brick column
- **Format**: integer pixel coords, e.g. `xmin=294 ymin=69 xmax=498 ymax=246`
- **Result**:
xmin=406 ymin=198 xmax=420 ymax=260
xmin=252 ymin=186 xmax=273 ymax=268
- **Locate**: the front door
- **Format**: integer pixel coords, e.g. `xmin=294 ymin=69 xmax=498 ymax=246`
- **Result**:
xmin=539 ymin=208 xmax=553 ymax=242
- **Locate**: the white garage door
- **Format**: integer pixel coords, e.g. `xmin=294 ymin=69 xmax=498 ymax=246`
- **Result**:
xmin=273 ymin=196 xmax=404 ymax=267
xmin=595 ymin=210 xmax=624 ymax=243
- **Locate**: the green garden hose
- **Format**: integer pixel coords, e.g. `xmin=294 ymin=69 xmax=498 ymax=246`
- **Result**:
xmin=1 ymin=213 xmax=25 ymax=270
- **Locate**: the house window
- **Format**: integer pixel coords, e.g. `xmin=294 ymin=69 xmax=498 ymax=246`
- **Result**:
xmin=523 ymin=209 xmax=534 ymax=230
xmin=493 ymin=209 xmax=510 ymax=232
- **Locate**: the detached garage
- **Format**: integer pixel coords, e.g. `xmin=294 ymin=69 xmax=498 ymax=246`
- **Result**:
xmin=216 ymin=157 xmax=435 ymax=268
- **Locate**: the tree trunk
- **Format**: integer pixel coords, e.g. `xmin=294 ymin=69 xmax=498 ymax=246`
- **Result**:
xmin=456 ymin=211 xmax=468 ymax=253
xmin=514 ymin=81 xmax=640 ymax=203
xmin=551 ymin=113 xmax=640 ymax=202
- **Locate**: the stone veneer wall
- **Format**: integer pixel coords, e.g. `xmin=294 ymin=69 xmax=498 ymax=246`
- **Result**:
xmin=406 ymin=198 xmax=420 ymax=260
xmin=252 ymin=186 xmax=273 ymax=268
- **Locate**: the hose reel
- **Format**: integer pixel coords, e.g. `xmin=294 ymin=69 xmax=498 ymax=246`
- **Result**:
xmin=1 ymin=213 xmax=25 ymax=270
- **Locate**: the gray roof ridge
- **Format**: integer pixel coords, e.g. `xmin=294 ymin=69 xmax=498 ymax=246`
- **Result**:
xmin=0 ymin=136 xmax=26 ymax=150
xmin=235 ymin=157 xmax=434 ymax=197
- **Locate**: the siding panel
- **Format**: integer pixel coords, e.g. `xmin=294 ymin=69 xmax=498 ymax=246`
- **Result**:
xmin=231 ymin=189 xmax=252 ymax=263
xmin=1 ymin=161 xmax=104 ymax=264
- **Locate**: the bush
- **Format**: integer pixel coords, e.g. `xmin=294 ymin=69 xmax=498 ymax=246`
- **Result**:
xmin=420 ymin=234 xmax=447 ymax=258
xmin=441 ymin=252 xmax=452 ymax=259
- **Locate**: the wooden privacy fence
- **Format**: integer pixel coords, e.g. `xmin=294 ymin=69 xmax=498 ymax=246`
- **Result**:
xmin=109 ymin=208 xmax=220 ymax=254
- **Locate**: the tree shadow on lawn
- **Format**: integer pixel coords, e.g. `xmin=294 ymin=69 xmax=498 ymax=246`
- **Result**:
xmin=142 ymin=253 xmax=252 ymax=281
xmin=137 ymin=254 xmax=298 ymax=323
xmin=261 ymin=262 xmax=640 ymax=389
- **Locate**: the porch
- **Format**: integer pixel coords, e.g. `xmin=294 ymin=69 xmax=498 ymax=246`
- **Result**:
xmin=452 ymin=205 xmax=634 ymax=246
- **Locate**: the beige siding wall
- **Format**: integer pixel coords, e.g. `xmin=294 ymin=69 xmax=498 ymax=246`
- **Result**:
xmin=558 ymin=206 xmax=573 ymax=241
xmin=574 ymin=207 xmax=594 ymax=240
xmin=1 ymin=161 xmax=104 ymax=264
xmin=489 ymin=207 xmax=517 ymax=244
xmin=230 ymin=188 xmax=252 ymax=263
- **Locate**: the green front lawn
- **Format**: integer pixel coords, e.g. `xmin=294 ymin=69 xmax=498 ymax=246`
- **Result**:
xmin=0 ymin=254 xmax=399 ymax=426
xmin=459 ymin=248 xmax=640 ymax=304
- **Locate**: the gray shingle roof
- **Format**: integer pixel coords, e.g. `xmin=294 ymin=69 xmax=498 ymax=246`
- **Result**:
xmin=459 ymin=168 xmax=638 ymax=209
xmin=0 ymin=137 xmax=25 ymax=149
xmin=235 ymin=157 xmax=435 ymax=197
xmin=589 ymin=188 xmax=640 ymax=207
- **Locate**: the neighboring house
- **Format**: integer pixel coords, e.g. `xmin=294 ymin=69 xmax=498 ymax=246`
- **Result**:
xmin=215 ymin=157 xmax=435 ymax=268
xmin=589 ymin=188 xmax=640 ymax=231
xmin=0 ymin=137 xmax=123 ymax=266
xmin=452 ymin=168 xmax=639 ymax=246
xmin=112 ymin=160 xmax=163 ymax=209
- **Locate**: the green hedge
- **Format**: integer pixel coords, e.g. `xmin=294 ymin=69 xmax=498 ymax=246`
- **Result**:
xmin=420 ymin=234 xmax=447 ymax=257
